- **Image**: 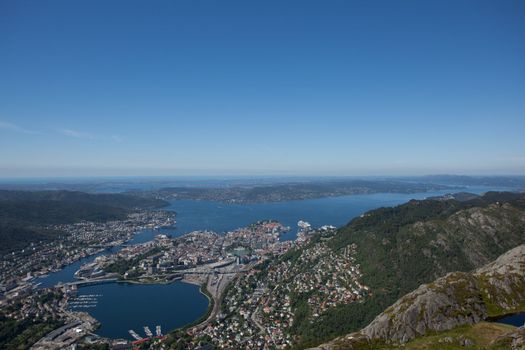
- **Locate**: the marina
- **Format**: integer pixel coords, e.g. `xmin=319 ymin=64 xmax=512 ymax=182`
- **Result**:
xmin=72 ymin=281 xmax=208 ymax=340
xmin=68 ymin=294 xmax=101 ymax=309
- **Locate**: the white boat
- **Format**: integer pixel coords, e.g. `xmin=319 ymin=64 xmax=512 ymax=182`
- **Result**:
xmin=128 ymin=329 xmax=143 ymax=340
xmin=144 ymin=326 xmax=153 ymax=337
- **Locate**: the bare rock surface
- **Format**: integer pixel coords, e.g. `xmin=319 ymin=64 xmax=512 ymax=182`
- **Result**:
xmin=310 ymin=245 xmax=525 ymax=350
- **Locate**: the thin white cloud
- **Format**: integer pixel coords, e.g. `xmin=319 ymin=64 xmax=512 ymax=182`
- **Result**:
xmin=111 ymin=135 xmax=123 ymax=143
xmin=58 ymin=129 xmax=123 ymax=143
xmin=0 ymin=121 xmax=38 ymax=134
xmin=59 ymin=129 xmax=95 ymax=139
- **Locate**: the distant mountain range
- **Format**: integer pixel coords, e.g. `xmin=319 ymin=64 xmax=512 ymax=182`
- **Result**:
xmin=138 ymin=179 xmax=458 ymax=203
xmin=405 ymin=175 xmax=525 ymax=188
xmin=2 ymin=175 xmax=524 ymax=198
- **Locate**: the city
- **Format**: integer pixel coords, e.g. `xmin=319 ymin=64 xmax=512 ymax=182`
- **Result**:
xmin=1 ymin=0 xmax=524 ymax=349
xmin=0 ymin=203 xmax=371 ymax=349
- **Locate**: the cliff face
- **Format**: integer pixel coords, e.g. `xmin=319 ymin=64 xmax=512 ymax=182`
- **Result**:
xmin=311 ymin=245 xmax=525 ymax=350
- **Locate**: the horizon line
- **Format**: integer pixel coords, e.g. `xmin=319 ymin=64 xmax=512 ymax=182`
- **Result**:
xmin=0 ymin=173 xmax=524 ymax=181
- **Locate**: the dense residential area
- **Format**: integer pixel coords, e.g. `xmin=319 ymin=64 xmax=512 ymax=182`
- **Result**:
xmin=78 ymin=220 xmax=290 ymax=283
xmin=0 ymin=211 xmax=174 ymax=285
xmin=191 ymin=229 xmax=369 ymax=349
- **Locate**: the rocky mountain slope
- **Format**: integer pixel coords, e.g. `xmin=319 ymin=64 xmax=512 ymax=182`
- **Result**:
xmin=311 ymin=244 xmax=525 ymax=349
xmin=289 ymin=192 xmax=525 ymax=348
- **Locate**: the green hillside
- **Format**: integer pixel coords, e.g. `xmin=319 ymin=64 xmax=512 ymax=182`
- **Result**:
xmin=0 ymin=190 xmax=168 ymax=255
xmin=291 ymin=192 xmax=525 ymax=348
xmin=313 ymin=243 xmax=525 ymax=349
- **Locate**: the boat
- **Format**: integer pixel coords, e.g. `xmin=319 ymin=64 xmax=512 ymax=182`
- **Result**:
xmin=144 ymin=326 xmax=153 ymax=337
xmin=128 ymin=329 xmax=143 ymax=340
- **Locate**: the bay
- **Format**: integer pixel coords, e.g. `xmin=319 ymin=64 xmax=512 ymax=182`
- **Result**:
xmin=72 ymin=281 xmax=208 ymax=340
xmin=37 ymin=186 xmax=507 ymax=339
xmin=158 ymin=186 xmax=504 ymax=241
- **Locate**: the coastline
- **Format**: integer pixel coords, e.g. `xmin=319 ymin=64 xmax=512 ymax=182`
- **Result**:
xmin=34 ymin=227 xmax=154 ymax=286
xmin=68 ymin=277 xmax=212 ymax=342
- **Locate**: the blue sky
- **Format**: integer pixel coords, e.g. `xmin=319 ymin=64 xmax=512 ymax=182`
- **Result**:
xmin=1 ymin=0 xmax=524 ymax=177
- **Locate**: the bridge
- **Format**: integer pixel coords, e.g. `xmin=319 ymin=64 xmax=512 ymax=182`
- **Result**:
xmin=88 ymin=244 xmax=134 ymax=249
xmin=63 ymin=278 xmax=118 ymax=287
xmin=63 ymin=258 xmax=247 ymax=287
xmin=182 ymin=269 xmax=244 ymax=275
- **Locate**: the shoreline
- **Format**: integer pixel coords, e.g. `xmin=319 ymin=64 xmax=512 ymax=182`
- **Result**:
xmin=68 ymin=277 xmax=212 ymax=341
xmin=154 ymin=185 xmax=466 ymax=205
xmin=33 ymin=228 xmax=155 ymax=285
xmin=487 ymin=308 xmax=525 ymax=325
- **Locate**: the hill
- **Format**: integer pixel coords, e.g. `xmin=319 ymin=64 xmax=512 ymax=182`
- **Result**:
xmin=330 ymin=191 xmax=525 ymax=295
xmin=311 ymin=244 xmax=525 ymax=349
xmin=0 ymin=189 xmax=167 ymax=209
xmin=284 ymin=192 xmax=525 ymax=348
xmin=0 ymin=190 xmax=168 ymax=255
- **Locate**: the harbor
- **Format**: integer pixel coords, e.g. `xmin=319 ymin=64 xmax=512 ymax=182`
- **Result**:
xmin=69 ymin=280 xmax=208 ymax=340
xmin=36 ymin=190 xmax=484 ymax=341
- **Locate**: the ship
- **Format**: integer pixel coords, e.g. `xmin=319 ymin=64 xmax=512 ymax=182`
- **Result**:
xmin=128 ymin=329 xmax=143 ymax=341
xmin=297 ymin=220 xmax=311 ymax=230
xmin=144 ymin=326 xmax=153 ymax=337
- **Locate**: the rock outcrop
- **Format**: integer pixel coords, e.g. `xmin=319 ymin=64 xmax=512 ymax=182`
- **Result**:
xmin=310 ymin=245 xmax=525 ymax=350
xmin=361 ymin=272 xmax=486 ymax=343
